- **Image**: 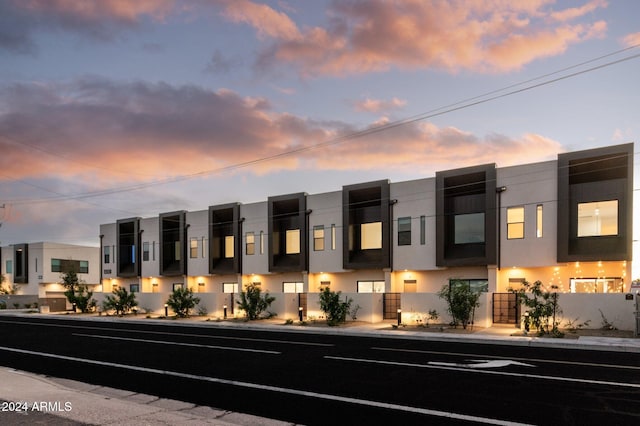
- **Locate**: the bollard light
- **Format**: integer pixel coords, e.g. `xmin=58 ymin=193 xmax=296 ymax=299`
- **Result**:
xmin=298 ymin=306 xmax=303 ymax=322
xmin=397 ymin=308 xmax=402 ymax=326
xmin=164 ymin=303 xmax=168 ymax=317
xmin=223 ymin=305 xmax=228 ymax=319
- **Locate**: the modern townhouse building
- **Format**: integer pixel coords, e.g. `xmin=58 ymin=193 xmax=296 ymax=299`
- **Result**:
xmin=0 ymin=242 xmax=100 ymax=311
xmin=97 ymin=143 xmax=636 ymax=329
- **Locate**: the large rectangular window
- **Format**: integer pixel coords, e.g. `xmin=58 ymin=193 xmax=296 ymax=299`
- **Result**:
xmin=397 ymin=217 xmax=411 ymax=246
xmin=224 ymin=236 xmax=234 ymax=258
xmin=223 ymin=283 xmax=238 ymax=293
xmin=357 ymin=280 xmax=385 ymax=293
xmin=246 ymin=232 xmax=255 ymax=255
xmin=454 ymin=213 xmax=485 ymax=244
xmin=507 ymin=206 xmax=525 ymax=239
xmin=285 ymin=229 xmax=301 ymax=254
xmin=578 ymin=200 xmax=618 ymax=237
xmin=283 ymin=282 xmax=304 ymax=293
xmin=313 ymin=225 xmax=324 ymax=251
xmin=449 ymin=278 xmax=488 ymax=293
xmin=536 ymin=205 xmax=543 ymax=238
xmin=570 ymin=278 xmax=623 ymax=293
xmin=361 ymin=222 xmax=382 ymax=249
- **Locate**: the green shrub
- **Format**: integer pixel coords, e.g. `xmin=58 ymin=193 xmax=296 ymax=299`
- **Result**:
xmin=438 ymin=280 xmax=480 ymax=329
xmin=318 ymin=287 xmax=352 ymax=326
xmin=237 ymin=282 xmax=275 ymax=320
xmin=103 ymin=287 xmax=138 ymax=316
xmin=166 ymin=287 xmax=200 ymax=318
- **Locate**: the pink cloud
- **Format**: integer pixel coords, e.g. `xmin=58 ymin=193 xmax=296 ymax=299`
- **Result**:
xmin=353 ymin=97 xmax=407 ymax=113
xmin=19 ymin=0 xmax=175 ymax=22
xmin=219 ymin=0 xmax=609 ymax=76
xmin=0 ymin=79 xmax=563 ymax=184
xmin=622 ymin=32 xmax=640 ymax=47
xmin=218 ymin=0 xmax=300 ymax=40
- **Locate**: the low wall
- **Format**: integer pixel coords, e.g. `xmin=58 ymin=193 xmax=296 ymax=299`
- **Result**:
xmin=0 ymin=295 xmax=41 ymax=309
xmin=554 ymin=293 xmax=637 ymax=331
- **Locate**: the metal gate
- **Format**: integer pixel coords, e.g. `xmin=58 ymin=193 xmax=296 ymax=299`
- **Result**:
xmin=383 ymin=293 xmax=401 ymax=320
xmin=492 ymin=293 xmax=519 ymax=324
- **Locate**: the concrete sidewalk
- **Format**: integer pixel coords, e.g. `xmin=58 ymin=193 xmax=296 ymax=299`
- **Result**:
xmin=0 ymin=311 xmax=638 ymax=425
xmin=0 ymin=367 xmax=294 ymax=426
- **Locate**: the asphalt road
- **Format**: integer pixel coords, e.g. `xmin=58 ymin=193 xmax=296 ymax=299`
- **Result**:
xmin=1 ymin=316 xmax=639 ymax=425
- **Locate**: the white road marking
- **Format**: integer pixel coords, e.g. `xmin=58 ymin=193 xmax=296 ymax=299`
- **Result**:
xmin=428 ymin=360 xmax=535 ymax=369
xmin=72 ymin=333 xmax=281 ymax=354
xmin=372 ymin=346 xmax=640 ymax=370
xmin=0 ymin=319 xmax=333 ymax=347
xmin=325 ymin=356 xmax=640 ymax=389
xmin=0 ymin=345 xmax=532 ymax=426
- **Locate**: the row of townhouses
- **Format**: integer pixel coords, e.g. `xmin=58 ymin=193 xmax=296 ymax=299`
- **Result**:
xmin=1 ymin=143 xmax=637 ymax=328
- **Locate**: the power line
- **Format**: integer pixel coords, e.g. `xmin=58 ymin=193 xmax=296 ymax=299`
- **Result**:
xmin=2 ymin=47 xmax=639 ymax=211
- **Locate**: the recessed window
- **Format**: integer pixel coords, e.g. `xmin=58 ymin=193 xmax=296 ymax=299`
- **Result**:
xmin=104 ymin=246 xmax=111 ymax=264
xmin=285 ymin=229 xmax=301 ymax=254
xmin=130 ymin=284 xmax=139 ymax=293
xmin=578 ymin=200 xmax=618 ymax=237
xmin=5 ymin=260 xmax=12 ymax=274
xmin=224 ymin=236 xmax=234 ymax=258
xmin=397 ymin=217 xmax=411 ymax=246
xmin=246 ymin=232 xmax=255 ymax=255
xmin=507 ymin=206 xmax=524 ymax=239
xmin=454 ymin=213 xmax=485 ymax=244
xmin=79 ymin=261 xmax=89 ymax=274
xmin=420 ymin=215 xmax=426 ymax=245
xmin=449 ymin=279 xmax=488 ymax=293
xmin=536 ymin=205 xmax=543 ymax=238
xmin=361 ymin=222 xmax=382 ymax=249
xmin=313 ymin=225 xmax=325 ymax=251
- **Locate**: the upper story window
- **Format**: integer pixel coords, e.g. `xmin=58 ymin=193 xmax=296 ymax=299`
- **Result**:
xmin=224 ymin=236 xmax=235 ymax=258
xmin=313 ymin=225 xmax=325 ymax=251
xmin=143 ymin=242 xmax=150 ymax=261
xmin=578 ymin=200 xmax=618 ymax=237
xmin=190 ymin=238 xmax=198 ymax=258
xmin=454 ymin=213 xmax=484 ymax=244
xmin=246 ymin=232 xmax=255 ymax=255
xmin=285 ymin=229 xmax=300 ymax=254
xmin=52 ymin=259 xmax=88 ymax=274
xmin=536 ymin=205 xmax=543 ymax=238
xmin=397 ymin=217 xmax=411 ymax=246
xmin=104 ymin=246 xmax=110 ymax=264
xmin=361 ymin=222 xmax=382 ymax=249
xmin=507 ymin=206 xmax=525 ymax=239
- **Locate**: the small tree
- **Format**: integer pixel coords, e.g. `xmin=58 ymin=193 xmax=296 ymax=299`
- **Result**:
xmin=166 ymin=287 xmax=200 ymax=318
xmin=103 ymin=287 xmax=138 ymax=316
xmin=510 ymin=280 xmax=563 ymax=337
xmin=438 ymin=280 xmax=480 ymax=329
xmin=237 ymin=282 xmax=275 ymax=320
xmin=318 ymin=287 xmax=352 ymax=326
xmin=62 ymin=270 xmax=96 ymax=313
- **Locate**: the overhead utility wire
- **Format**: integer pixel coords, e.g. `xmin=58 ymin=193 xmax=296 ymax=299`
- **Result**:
xmin=4 ymin=48 xmax=640 ymax=206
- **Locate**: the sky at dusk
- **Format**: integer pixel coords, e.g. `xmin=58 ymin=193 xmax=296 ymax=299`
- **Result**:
xmin=0 ymin=0 xmax=639 ymax=267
